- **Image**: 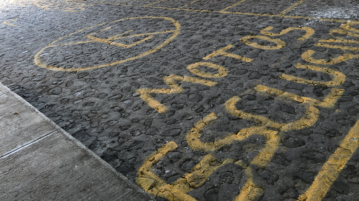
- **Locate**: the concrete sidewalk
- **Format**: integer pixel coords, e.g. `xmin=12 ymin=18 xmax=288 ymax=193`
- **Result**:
xmin=0 ymin=83 xmax=153 ymax=201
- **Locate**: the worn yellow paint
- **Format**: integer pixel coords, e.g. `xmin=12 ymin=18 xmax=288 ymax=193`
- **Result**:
xmin=316 ymin=43 xmax=359 ymax=51
xmin=184 ymin=91 xmax=319 ymax=194
xmin=143 ymin=0 xmax=165 ymax=7
xmin=240 ymin=35 xmax=286 ymax=50
xmin=319 ymin=39 xmax=359 ymax=45
xmin=302 ymin=50 xmax=359 ymax=65
xmin=298 ymin=118 xmax=359 ymax=201
xmin=203 ymin=44 xmax=253 ymax=62
xmin=220 ymin=0 xmax=247 ymax=12
xmin=137 ymin=75 xmax=217 ymax=113
xmin=33 ymin=1 xmax=89 ymax=12
xmin=226 ymin=96 xmax=319 ymax=132
xmin=340 ymin=21 xmax=359 ymax=33
xmin=136 ymin=141 xmax=194 ymax=201
xmin=316 ymin=88 xmax=345 ymax=108
xmin=187 ymin=62 xmax=228 ymax=78
xmin=179 ymin=0 xmax=200 ymax=8
xmin=255 ymin=85 xmax=344 ymax=109
xmin=2 ymin=18 xmax=17 ymax=26
xmin=280 ymin=63 xmax=345 ymax=87
xmin=34 ymin=1 xmax=61 ymax=10
xmin=260 ymin=26 xmax=314 ymax=40
xmin=324 ymin=28 xmax=359 ymax=41
xmin=34 ymin=16 xmax=181 ymax=71
xmin=186 ymin=94 xmax=318 ymax=155
xmin=63 ymin=2 xmax=89 ymax=12
xmin=85 ymin=27 xmax=166 ymax=48
xmin=250 ymin=132 xmax=281 ymax=168
xmin=316 ymin=23 xmax=359 ymax=50
xmin=186 ymin=112 xmax=279 ymax=156
xmin=234 ymin=163 xmax=264 ymax=201
xmin=279 ymin=0 xmax=307 ymax=16
xmin=49 ymin=0 xmax=359 ymax=24
xmin=137 ymin=141 xmax=262 ymax=201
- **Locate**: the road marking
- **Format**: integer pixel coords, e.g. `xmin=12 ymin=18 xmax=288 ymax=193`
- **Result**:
xmin=260 ymin=26 xmax=314 ymax=40
xmin=280 ymin=63 xmax=345 ymax=87
xmin=203 ymin=44 xmax=253 ymax=62
xmin=34 ymin=16 xmax=181 ymax=71
xmin=179 ymin=0 xmax=200 ymax=9
xmin=319 ymin=39 xmax=359 ymax=44
xmin=137 ymin=141 xmax=264 ymax=201
xmin=316 ymin=43 xmax=359 ymax=51
xmin=33 ymin=0 xmax=90 ymax=12
xmin=240 ymin=35 xmax=286 ymax=50
xmin=298 ymin=118 xmax=359 ymax=201
xmin=187 ymin=62 xmax=228 ymax=78
xmin=137 ymin=75 xmax=217 ymax=113
xmin=3 ymin=18 xmax=17 ymax=26
xmin=302 ymin=50 xmax=359 ymax=65
xmin=220 ymin=0 xmax=247 ymax=12
xmin=16 ymin=1 xmax=359 ymax=197
xmin=143 ymin=0 xmax=165 ymax=7
xmin=279 ymin=0 xmax=307 ymax=16
xmin=255 ymin=85 xmax=345 ymax=109
xmin=23 ymin=0 xmax=359 ymax=23
xmin=135 ymin=22 xmax=352 ymax=200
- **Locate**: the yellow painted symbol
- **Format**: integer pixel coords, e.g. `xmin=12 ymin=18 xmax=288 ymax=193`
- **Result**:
xmin=136 ymin=141 xmax=264 ymax=201
xmin=315 ymin=43 xmax=359 ymax=52
xmin=137 ymin=75 xmax=216 ymax=113
xmin=321 ymin=28 xmax=359 ymax=42
xmin=255 ymin=85 xmax=344 ymax=109
xmin=340 ymin=21 xmax=359 ymax=33
xmin=298 ymin=118 xmax=359 ymax=201
xmin=34 ymin=16 xmax=181 ymax=71
xmin=203 ymin=44 xmax=253 ymax=63
xmin=3 ymin=18 xmax=17 ymax=26
xmin=309 ymin=21 xmax=359 ymax=61
xmin=85 ymin=28 xmax=156 ymax=48
xmin=33 ymin=0 xmax=90 ymax=12
xmin=302 ymin=50 xmax=359 ymax=65
xmin=315 ymin=27 xmax=359 ymax=51
xmin=280 ymin=63 xmax=345 ymax=87
xmin=187 ymin=62 xmax=228 ymax=78
xmin=279 ymin=0 xmax=307 ymax=16
xmin=186 ymin=93 xmax=319 ymax=153
xmin=240 ymin=35 xmax=286 ymax=50
xmin=260 ymin=26 xmax=315 ymax=41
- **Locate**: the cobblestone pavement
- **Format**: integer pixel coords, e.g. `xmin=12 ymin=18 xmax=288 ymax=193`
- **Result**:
xmin=1 ymin=0 xmax=359 ymax=200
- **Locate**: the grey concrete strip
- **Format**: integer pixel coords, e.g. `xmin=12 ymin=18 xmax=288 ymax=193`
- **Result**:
xmin=0 ymin=83 xmax=154 ymax=201
xmin=0 ymin=84 xmax=57 ymax=156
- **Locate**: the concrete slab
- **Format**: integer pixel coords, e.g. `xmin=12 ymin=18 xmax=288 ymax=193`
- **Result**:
xmin=0 ymin=84 xmax=56 ymax=156
xmin=0 ymin=132 xmax=147 ymax=200
xmin=0 ymin=83 xmax=153 ymax=201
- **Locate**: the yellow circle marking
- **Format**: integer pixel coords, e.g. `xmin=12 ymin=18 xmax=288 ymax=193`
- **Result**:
xmin=34 ymin=16 xmax=181 ymax=72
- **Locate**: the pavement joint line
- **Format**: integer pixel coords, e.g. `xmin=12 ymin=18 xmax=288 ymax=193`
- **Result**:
xmin=117 ymin=189 xmax=132 ymax=200
xmin=0 ymin=130 xmax=56 ymax=160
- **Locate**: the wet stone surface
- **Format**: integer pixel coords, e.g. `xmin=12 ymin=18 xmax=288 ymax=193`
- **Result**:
xmin=2 ymin=0 xmax=359 ymax=200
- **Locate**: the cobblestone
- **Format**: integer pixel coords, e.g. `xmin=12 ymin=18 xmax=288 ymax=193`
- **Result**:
xmin=2 ymin=0 xmax=359 ymax=200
